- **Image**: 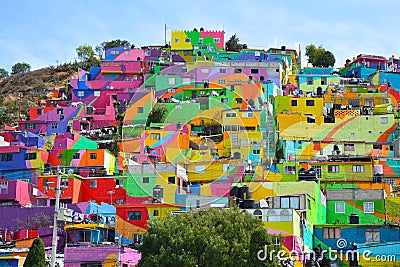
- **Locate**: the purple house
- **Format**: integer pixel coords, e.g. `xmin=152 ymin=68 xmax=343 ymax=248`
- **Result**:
xmin=64 ymin=246 xmax=140 ymax=267
xmin=0 ymin=179 xmax=40 ymax=207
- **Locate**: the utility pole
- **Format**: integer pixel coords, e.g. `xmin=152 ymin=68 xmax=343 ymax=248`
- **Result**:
xmin=116 ymin=234 xmax=122 ymax=267
xmin=164 ymin=23 xmax=167 ymax=45
xmin=50 ymin=167 xmax=62 ymax=267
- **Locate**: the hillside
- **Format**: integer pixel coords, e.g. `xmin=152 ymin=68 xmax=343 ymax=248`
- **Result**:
xmin=0 ymin=63 xmax=78 ymax=122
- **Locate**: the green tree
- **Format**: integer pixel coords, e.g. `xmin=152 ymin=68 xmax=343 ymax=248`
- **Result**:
xmin=138 ymin=208 xmax=281 ymax=267
xmin=146 ymin=104 xmax=168 ymax=126
xmin=11 ymin=62 xmax=31 ymax=74
xmin=23 ymin=237 xmax=46 ymax=267
xmin=305 ymin=44 xmax=336 ymax=67
xmin=249 ymin=228 xmax=281 ymax=266
xmin=0 ymin=68 xmax=9 ymax=78
xmin=225 ymin=34 xmax=243 ymax=52
xmin=0 ymin=106 xmax=12 ymax=128
xmin=76 ymin=44 xmax=95 ymax=62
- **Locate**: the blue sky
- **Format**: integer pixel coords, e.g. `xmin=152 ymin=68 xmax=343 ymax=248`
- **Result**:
xmin=1 ymin=0 xmax=399 ymax=71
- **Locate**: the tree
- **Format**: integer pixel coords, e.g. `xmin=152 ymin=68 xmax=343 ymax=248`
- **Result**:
xmin=146 ymin=104 xmax=168 ymax=126
xmin=249 ymin=228 xmax=281 ymax=267
xmin=76 ymin=44 xmax=95 ymax=62
xmin=226 ymin=34 xmax=243 ymax=52
xmin=0 ymin=107 xmax=12 ymax=128
xmin=0 ymin=68 xmax=9 ymax=78
xmin=11 ymin=62 xmax=31 ymax=74
xmin=138 ymin=208 xmax=281 ymax=267
xmin=305 ymin=44 xmax=336 ymax=67
xmin=23 ymin=237 xmax=46 ymax=267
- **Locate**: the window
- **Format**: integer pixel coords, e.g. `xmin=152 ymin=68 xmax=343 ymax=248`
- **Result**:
xmin=236 ymin=98 xmax=242 ymax=104
xmin=111 ymin=50 xmax=119 ymax=55
xmin=230 ymin=133 xmax=238 ymax=143
xmin=307 ymin=77 xmax=313 ymax=85
xmin=284 ymin=166 xmax=296 ymax=174
xmin=382 ymin=98 xmax=389 ymax=104
xmin=133 ymin=234 xmax=142 ymax=245
xmin=168 ymin=176 xmax=175 ymax=184
xmin=321 ymin=77 xmax=327 ymax=85
xmin=90 ymin=180 xmax=97 ymax=188
xmin=168 ymin=77 xmax=176 ymax=85
xmin=218 ymin=79 xmax=226 ymax=84
xmin=214 ymin=37 xmax=220 ymax=43
xmin=365 ymin=228 xmax=380 ymax=243
xmin=73 ymin=153 xmax=80 ymax=159
xmin=114 ymin=62 xmax=120 ymax=67
xmin=195 ymin=165 xmax=205 ymax=173
xmin=94 ymin=91 xmax=100 ymax=97
xmin=104 ymin=62 xmax=110 ymax=67
xmin=57 ymin=108 xmax=63 ymax=115
xmin=0 ymin=181 xmax=8 ymax=194
xmin=335 ymin=202 xmax=345 ymax=213
xmin=385 ymin=179 xmax=396 ymax=186
xmin=219 ymin=68 xmax=227 ymax=73
xmin=235 ymin=68 xmax=242 ymax=73
xmin=78 ymin=230 xmax=92 ymax=243
xmin=353 ymin=165 xmax=365 ymax=173
xmin=61 ymin=178 xmax=68 ymax=187
xmin=198 ymin=38 xmax=203 ymax=44
xmin=201 ymin=68 xmax=209 ymax=74
xmin=124 ymin=76 xmax=130 ymax=81
xmin=143 ymin=177 xmax=149 ymax=183
xmin=174 ymin=38 xmax=180 ymax=43
xmin=328 ymin=165 xmax=339 ymax=173
xmin=90 ymin=153 xmax=97 ymax=160
xmin=1 ymin=153 xmax=13 ymax=162
xmin=145 ymin=50 xmax=151 ymax=56
xmin=307 ymin=199 xmax=311 ymax=210
xmin=365 ymin=99 xmax=374 ymax=106
xmin=26 ymin=124 xmax=35 ymax=129
xmin=137 ymin=107 xmax=144 ymax=113
xmin=306 ymin=100 xmax=315 ymax=106
xmin=153 ymin=210 xmax=159 ymax=216
xmin=291 ymin=100 xmax=297 ymax=106
xmin=116 ymin=179 xmax=124 ymax=187
xmin=280 ymin=196 xmax=300 ymax=209
xmin=124 ymin=50 xmax=130 ymax=55
xmin=221 ymin=98 xmax=228 ymax=103
xmin=381 ymin=117 xmax=388 ymax=124
xmin=251 ymin=68 xmax=259 ymax=74
xmin=151 ymin=133 xmax=160 ymax=140
xmin=311 ymin=165 xmax=322 ymax=178
xmin=364 ymin=202 xmax=374 ymax=213
xmin=253 ymin=149 xmax=260 ymax=155
xmin=24 ymin=153 xmax=37 ymax=160
xmin=183 ymin=50 xmax=191 ymax=56
xmin=253 ymin=209 xmax=262 ymax=220
xmin=128 ymin=211 xmax=141 ymax=220
xmin=344 ymin=144 xmax=355 ymax=151
xmin=226 ymin=113 xmax=237 ymax=118
xmin=322 ymin=227 xmax=341 ymax=239
xmin=77 ymin=91 xmax=84 ymax=97
xmin=185 ymin=38 xmax=191 ymax=43
xmin=80 ymin=262 xmax=102 ymax=267
xmin=38 ymin=199 xmax=47 ymax=206
xmin=43 ymin=179 xmax=48 ymax=186
xmin=52 ymin=123 xmax=58 ymax=129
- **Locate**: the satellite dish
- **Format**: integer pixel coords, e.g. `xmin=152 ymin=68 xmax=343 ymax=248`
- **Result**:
xmin=67 ymin=169 xmax=74 ymax=175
